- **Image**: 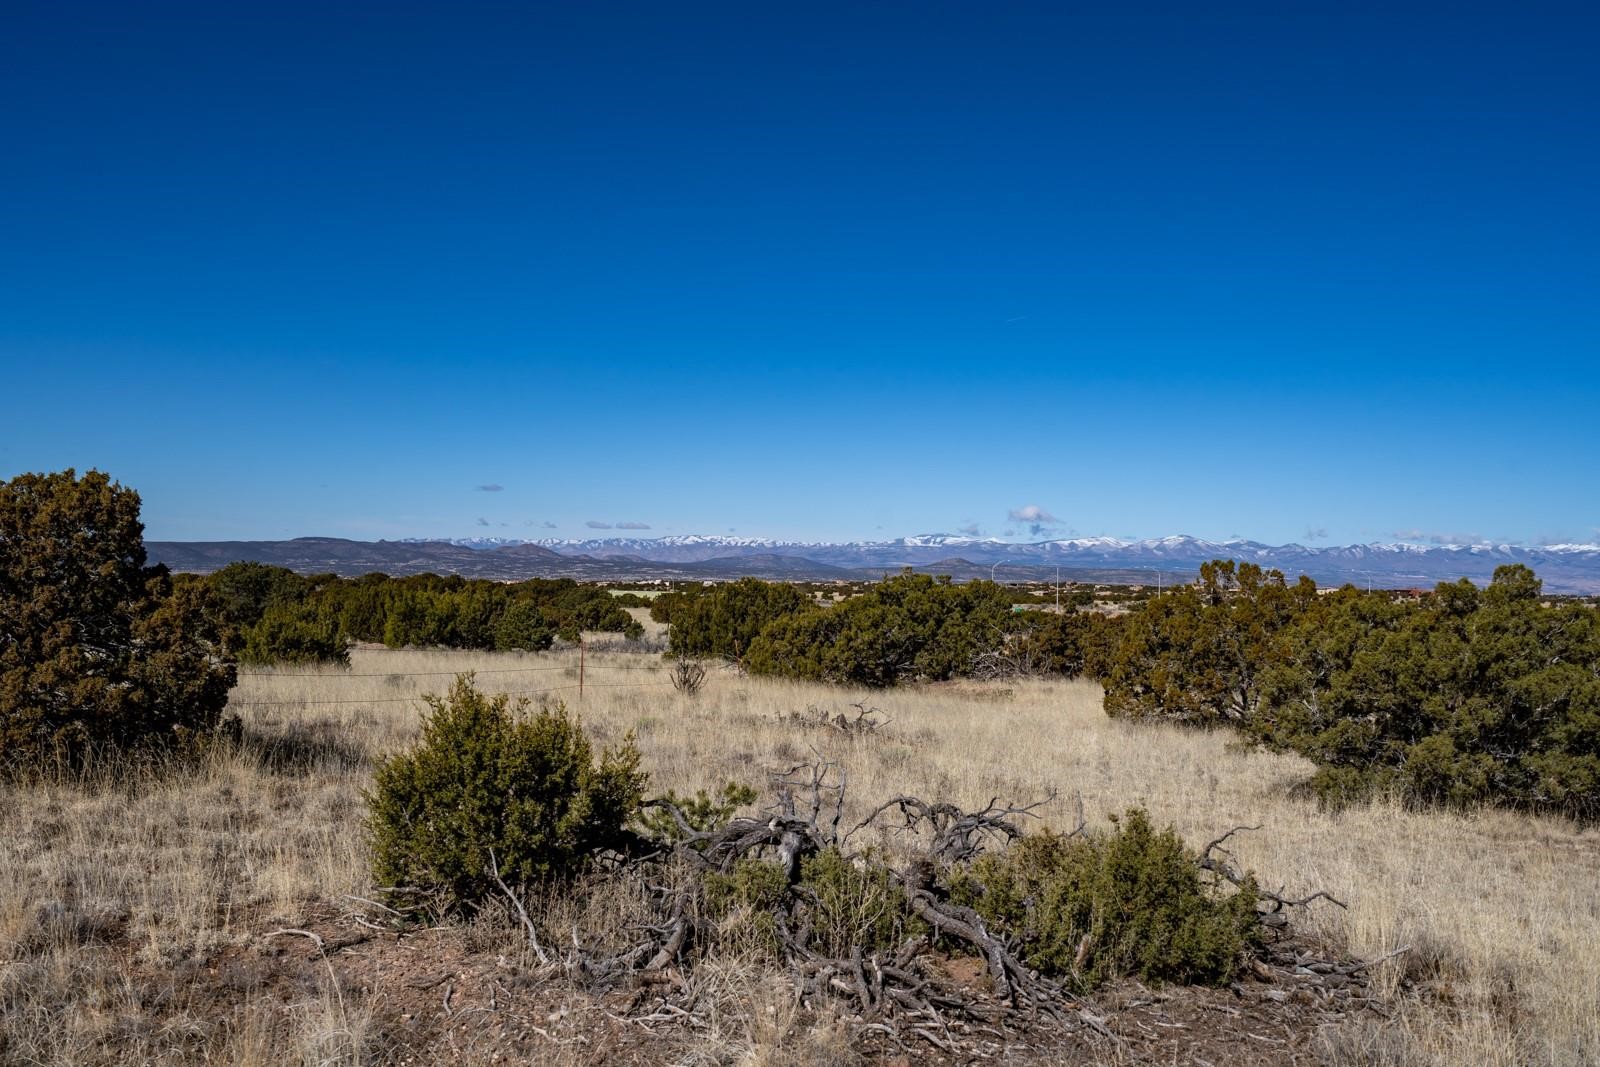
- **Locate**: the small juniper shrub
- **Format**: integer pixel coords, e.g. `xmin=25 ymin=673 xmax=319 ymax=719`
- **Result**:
xmin=366 ymin=676 xmax=645 ymax=915
xmin=704 ymin=857 xmax=791 ymax=954
xmin=799 ymin=848 xmax=926 ymax=958
xmin=638 ymin=781 xmax=757 ymax=842
xmin=704 ymin=849 xmax=926 ymax=959
xmin=238 ymin=603 xmax=349 ymax=665
xmin=948 ymin=809 xmax=1261 ymax=992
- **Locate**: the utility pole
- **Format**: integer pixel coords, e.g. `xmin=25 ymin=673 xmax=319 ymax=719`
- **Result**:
xmin=1055 ymin=566 xmax=1060 ymax=611
xmin=578 ymin=637 xmax=585 ymax=701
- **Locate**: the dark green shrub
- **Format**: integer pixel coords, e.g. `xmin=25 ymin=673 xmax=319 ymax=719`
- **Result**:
xmin=667 ymin=578 xmax=813 ymax=660
xmin=1252 ymin=566 xmax=1600 ymax=817
xmin=0 ymin=469 xmax=236 ymax=766
xmin=705 ymin=857 xmax=790 ymax=916
xmin=704 ymin=857 xmax=791 ymax=950
xmin=209 ymin=561 xmax=308 ymax=631
xmin=1017 ymin=610 xmax=1127 ymax=679
xmin=366 ymin=676 xmax=646 ymax=914
xmin=493 ymin=601 xmax=555 ymax=652
xmin=1102 ymin=561 xmax=1317 ymax=725
xmin=650 ymin=587 xmax=701 ymax=626
xmin=799 ymin=848 xmax=925 ymax=957
xmin=745 ymin=572 xmax=1013 ymax=687
xmin=239 ymin=602 xmax=349 ymax=665
xmin=1098 ymin=560 xmax=1600 ymax=818
xmin=703 ymin=848 xmax=924 ymax=958
xmin=949 ymin=810 xmax=1260 ymax=992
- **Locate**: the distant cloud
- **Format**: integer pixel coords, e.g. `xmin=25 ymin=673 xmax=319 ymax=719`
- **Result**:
xmin=1007 ymin=505 xmax=1062 ymax=539
xmin=1534 ymin=530 xmax=1600 ymax=547
xmin=476 ymin=484 xmax=503 ymax=493
xmin=542 ymin=521 xmax=558 ymax=529
xmin=1392 ymin=528 xmax=1485 ymax=546
xmin=616 ymin=521 xmax=651 ymax=530
xmin=1304 ymin=527 xmax=1328 ymax=542
xmin=585 ymin=520 xmax=613 ymax=530
xmin=1008 ymin=505 xmax=1059 ymax=525
xmin=475 ymin=517 xmax=490 ymax=527
xmin=957 ymin=522 xmax=982 ymax=537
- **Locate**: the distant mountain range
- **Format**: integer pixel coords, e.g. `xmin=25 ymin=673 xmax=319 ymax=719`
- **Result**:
xmin=148 ymin=534 xmax=1600 ymax=593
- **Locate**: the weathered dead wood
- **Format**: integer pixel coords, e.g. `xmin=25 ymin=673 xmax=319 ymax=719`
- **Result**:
xmin=501 ymin=763 xmax=1354 ymax=1050
xmin=487 ymin=848 xmax=552 ymax=966
xmin=1198 ymin=824 xmax=1349 ymax=914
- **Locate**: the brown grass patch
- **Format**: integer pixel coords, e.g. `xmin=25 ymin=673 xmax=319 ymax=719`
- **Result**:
xmin=2 ymin=644 xmax=1596 ymax=1064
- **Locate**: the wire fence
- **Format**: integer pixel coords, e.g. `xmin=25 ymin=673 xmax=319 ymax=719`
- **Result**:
xmin=235 ymin=663 xmax=664 ymax=679
xmin=229 ymin=656 xmax=674 ymax=707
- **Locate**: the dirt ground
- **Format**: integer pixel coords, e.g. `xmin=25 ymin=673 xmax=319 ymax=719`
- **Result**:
xmin=170 ymin=903 xmax=1382 ymax=1066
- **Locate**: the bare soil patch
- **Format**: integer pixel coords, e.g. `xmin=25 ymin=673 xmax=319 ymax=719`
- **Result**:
xmin=168 ymin=904 xmax=1386 ymax=1066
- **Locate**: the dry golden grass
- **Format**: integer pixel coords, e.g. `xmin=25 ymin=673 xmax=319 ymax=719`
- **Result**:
xmin=4 ymin=642 xmax=1599 ymax=1065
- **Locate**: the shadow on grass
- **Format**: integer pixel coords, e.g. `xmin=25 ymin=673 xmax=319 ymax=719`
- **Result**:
xmin=232 ymin=720 xmax=369 ymax=776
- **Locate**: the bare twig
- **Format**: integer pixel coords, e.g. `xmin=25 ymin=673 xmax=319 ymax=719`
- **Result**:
xmin=488 ymin=848 xmax=551 ymax=966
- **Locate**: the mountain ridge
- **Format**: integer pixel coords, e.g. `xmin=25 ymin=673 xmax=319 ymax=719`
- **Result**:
xmin=147 ymin=533 xmax=1600 ymax=593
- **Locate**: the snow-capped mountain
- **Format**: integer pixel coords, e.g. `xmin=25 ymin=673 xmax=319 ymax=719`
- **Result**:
xmin=529 ymin=533 xmax=1600 ymax=592
xmin=397 ymin=537 xmax=529 ymax=550
xmin=147 ymin=533 xmax=1600 ymax=593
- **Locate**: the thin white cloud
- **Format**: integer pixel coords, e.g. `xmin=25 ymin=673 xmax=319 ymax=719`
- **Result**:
xmin=585 ymin=520 xmax=613 ymax=530
xmin=475 ymin=517 xmax=490 ymax=527
xmin=476 ymin=484 xmax=504 ymax=492
xmin=616 ymin=521 xmax=651 ymax=530
xmin=1008 ymin=505 xmax=1062 ymax=539
xmin=1391 ymin=529 xmax=1486 ymax=546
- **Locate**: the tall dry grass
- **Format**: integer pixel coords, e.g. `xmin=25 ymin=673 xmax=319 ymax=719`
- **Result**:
xmin=4 ymin=642 xmax=1598 ymax=1064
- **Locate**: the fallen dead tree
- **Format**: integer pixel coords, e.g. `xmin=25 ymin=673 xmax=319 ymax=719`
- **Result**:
xmin=460 ymin=759 xmax=1354 ymax=1052
xmin=634 ymin=762 xmax=1074 ymax=1029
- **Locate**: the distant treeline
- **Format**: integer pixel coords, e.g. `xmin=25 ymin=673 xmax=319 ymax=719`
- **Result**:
xmin=649 ymin=573 xmax=1120 ymax=687
xmin=656 ymin=566 xmax=1600 ymax=818
xmin=196 ymin=563 xmax=644 ymax=664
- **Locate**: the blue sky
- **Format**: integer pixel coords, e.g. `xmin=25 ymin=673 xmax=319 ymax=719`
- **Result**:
xmin=2 ymin=3 xmax=1597 ymax=546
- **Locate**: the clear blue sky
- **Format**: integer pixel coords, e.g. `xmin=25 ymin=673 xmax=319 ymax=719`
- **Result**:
xmin=3 ymin=3 xmax=1597 ymax=546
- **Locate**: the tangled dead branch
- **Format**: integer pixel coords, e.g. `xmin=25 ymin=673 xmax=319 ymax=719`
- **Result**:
xmin=784 ymin=701 xmax=893 ymax=737
xmin=599 ymin=760 xmax=1095 ymax=1042
xmin=1197 ymin=824 xmax=1349 ymax=928
xmin=482 ymin=765 xmax=1354 ymax=1052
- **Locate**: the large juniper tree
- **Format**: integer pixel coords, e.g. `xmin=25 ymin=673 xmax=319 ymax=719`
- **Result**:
xmin=0 ymin=469 xmax=235 ymax=763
